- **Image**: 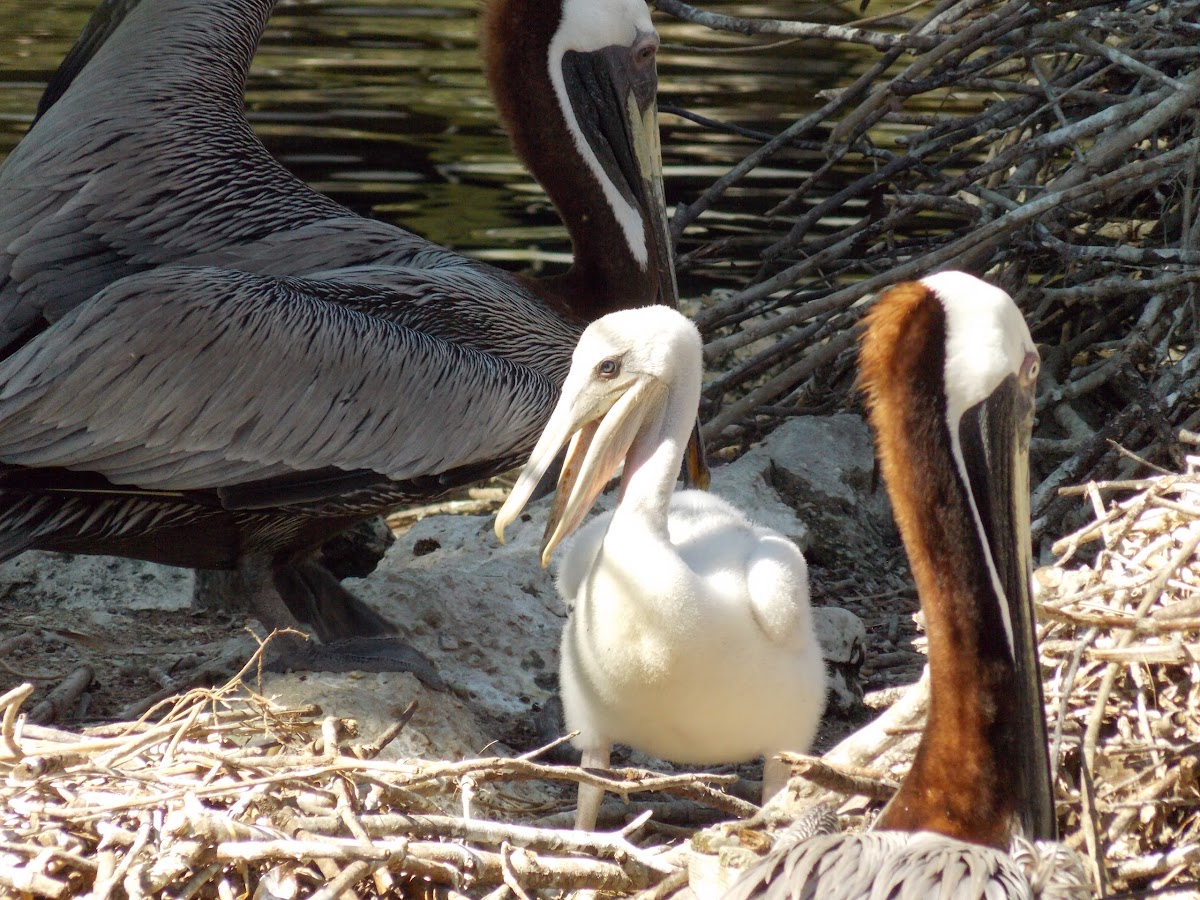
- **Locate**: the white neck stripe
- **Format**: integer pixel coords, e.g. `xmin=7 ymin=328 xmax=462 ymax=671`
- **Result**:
xmin=546 ymin=0 xmax=651 ymax=268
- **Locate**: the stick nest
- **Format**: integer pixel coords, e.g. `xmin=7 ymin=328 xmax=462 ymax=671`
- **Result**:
xmin=3 ymin=467 xmax=1199 ymax=897
xmin=1037 ymin=467 xmax=1200 ymax=896
xmin=0 ymin=647 xmax=758 ymax=899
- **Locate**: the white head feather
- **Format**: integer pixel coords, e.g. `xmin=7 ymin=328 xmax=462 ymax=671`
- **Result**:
xmin=924 ymin=270 xmax=1037 ymax=430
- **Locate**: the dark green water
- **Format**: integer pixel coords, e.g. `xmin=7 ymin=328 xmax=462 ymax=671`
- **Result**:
xmin=0 ymin=0 xmax=906 ymax=286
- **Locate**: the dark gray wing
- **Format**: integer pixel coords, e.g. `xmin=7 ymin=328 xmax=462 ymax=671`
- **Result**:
xmin=0 ymin=0 xmax=439 ymax=354
xmin=0 ymin=0 xmax=273 ymax=347
xmin=301 ymin=264 xmax=579 ymax=379
xmin=0 ymin=266 xmax=560 ymax=494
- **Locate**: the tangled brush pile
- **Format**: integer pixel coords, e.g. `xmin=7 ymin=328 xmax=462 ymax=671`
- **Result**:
xmin=664 ymin=0 xmax=1200 ymax=547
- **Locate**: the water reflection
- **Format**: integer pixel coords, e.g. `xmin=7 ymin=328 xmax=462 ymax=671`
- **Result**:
xmin=0 ymin=0 xmax=913 ymax=286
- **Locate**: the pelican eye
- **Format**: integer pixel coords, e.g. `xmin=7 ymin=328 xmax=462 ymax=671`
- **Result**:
xmin=596 ymin=357 xmax=620 ymax=379
xmin=1020 ymin=351 xmax=1040 ymax=384
xmin=632 ymin=30 xmax=658 ymax=69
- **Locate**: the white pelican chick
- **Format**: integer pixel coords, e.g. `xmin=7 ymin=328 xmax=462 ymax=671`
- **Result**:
xmin=494 ymin=306 xmax=827 ymax=831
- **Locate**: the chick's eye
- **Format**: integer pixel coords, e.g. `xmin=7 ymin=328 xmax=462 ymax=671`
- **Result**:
xmin=597 ymin=358 xmax=620 ymax=378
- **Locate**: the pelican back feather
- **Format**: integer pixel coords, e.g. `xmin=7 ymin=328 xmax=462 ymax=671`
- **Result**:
xmin=723 ymin=831 xmax=1036 ymax=900
xmin=0 ymin=266 xmax=561 ymax=493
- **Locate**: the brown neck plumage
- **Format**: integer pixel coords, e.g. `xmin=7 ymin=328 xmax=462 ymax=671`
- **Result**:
xmin=859 ymin=283 xmax=1021 ymax=849
xmin=480 ymin=0 xmax=660 ymax=323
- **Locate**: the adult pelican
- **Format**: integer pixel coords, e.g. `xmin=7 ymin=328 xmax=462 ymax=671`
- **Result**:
xmin=722 ymin=273 xmax=1090 ymax=899
xmin=495 ymin=305 xmax=826 ymax=830
xmin=0 ymin=0 xmax=705 ymax=666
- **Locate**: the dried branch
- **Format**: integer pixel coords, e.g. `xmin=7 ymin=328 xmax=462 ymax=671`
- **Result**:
xmin=652 ymin=0 xmax=936 ymax=51
xmin=661 ymin=0 xmax=1200 ymax=518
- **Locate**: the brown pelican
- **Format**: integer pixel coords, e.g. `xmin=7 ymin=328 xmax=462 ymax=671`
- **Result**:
xmin=722 ymin=273 xmax=1090 ymax=899
xmin=0 ymin=0 xmax=706 ymax=667
xmin=494 ymin=305 xmax=826 ymax=830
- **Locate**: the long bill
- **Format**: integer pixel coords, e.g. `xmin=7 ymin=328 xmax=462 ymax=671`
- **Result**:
xmin=494 ymin=375 xmax=665 ymax=567
xmin=956 ymin=369 xmax=1056 ymax=841
xmin=619 ymin=59 xmax=709 ymax=492
xmin=561 ymin=36 xmax=675 ymax=309
xmin=560 ymin=39 xmax=709 ymax=491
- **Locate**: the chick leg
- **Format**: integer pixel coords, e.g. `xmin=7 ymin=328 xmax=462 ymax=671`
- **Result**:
xmin=575 ymin=743 xmax=612 ymax=831
xmin=762 ymin=752 xmax=793 ymax=804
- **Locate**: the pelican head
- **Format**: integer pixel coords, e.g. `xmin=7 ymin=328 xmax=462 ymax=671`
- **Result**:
xmin=719 ymin=275 xmax=1075 ymax=899
xmin=483 ymin=0 xmax=677 ymax=317
xmin=482 ymin=0 xmax=712 ymax=491
xmin=495 ymin=305 xmax=701 ymax=565
xmin=860 ymin=272 xmax=1053 ymax=846
xmin=937 ymin=274 xmax=1052 ymax=843
xmin=926 ymin=271 xmax=1040 ymax=664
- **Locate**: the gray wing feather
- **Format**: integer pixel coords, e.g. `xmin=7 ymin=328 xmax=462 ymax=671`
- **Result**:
xmin=300 ymin=263 xmax=579 ymax=378
xmin=723 ymin=831 xmax=1034 ymax=900
xmin=0 ymin=266 xmax=559 ymax=490
xmin=0 ymin=0 xmax=442 ymax=352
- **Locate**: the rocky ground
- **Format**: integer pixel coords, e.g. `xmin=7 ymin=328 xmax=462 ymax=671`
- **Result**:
xmin=0 ymin=414 xmax=917 ymax=812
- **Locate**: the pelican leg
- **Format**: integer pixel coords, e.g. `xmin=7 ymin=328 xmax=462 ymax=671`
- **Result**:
xmin=270 ymin=558 xmax=397 ymax=640
xmin=575 ymin=743 xmax=612 ymax=831
xmin=191 ymin=556 xmax=320 ymax=680
xmin=193 ymin=555 xmax=394 ymax=640
xmin=193 ymin=556 xmax=306 ymax=630
xmin=268 ymin=632 xmax=445 ymax=688
xmin=195 ymin=556 xmax=445 ymax=688
xmin=317 ymin=516 xmax=395 ymax=581
xmin=762 ymin=753 xmax=793 ymax=805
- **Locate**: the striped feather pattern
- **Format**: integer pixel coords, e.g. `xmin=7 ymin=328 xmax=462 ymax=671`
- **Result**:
xmin=0 ymin=0 xmax=438 ymax=354
xmin=0 ymin=0 xmax=639 ymax=572
xmin=722 ymin=830 xmax=1076 ymax=900
xmin=0 ymin=267 xmax=565 ymax=492
xmin=0 ymin=251 xmax=578 ymax=563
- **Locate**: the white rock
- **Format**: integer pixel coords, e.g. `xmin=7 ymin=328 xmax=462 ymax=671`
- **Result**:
xmin=731 ymin=415 xmax=894 ymax=568
xmin=347 ymin=503 xmax=565 ymax=727
xmin=263 ymin=670 xmax=498 ymax=763
xmin=811 ymin=607 xmax=867 ymax=667
xmin=0 ymin=551 xmax=193 ymax=612
xmin=811 ymin=607 xmax=867 ymax=713
xmin=708 ymin=444 xmax=811 ymax=550
xmin=743 ymin=415 xmax=876 ymax=507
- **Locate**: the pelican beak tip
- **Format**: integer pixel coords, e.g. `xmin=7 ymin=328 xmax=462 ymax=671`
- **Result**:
xmin=493 ymin=511 xmax=511 ymax=545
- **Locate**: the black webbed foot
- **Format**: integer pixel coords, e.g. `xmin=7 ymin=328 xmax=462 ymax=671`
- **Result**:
xmin=265 ymin=634 xmax=445 ymax=689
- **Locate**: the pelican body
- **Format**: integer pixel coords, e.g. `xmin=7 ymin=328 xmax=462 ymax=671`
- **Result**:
xmin=0 ymin=0 xmax=702 ymax=651
xmin=723 ymin=273 xmax=1090 ymax=899
xmin=495 ymin=306 xmax=826 ymax=830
